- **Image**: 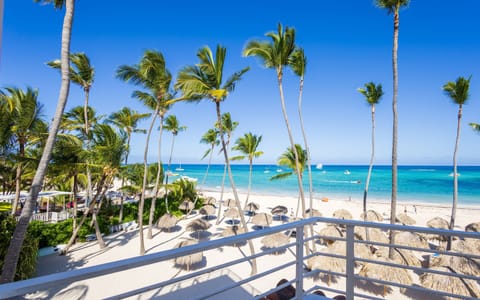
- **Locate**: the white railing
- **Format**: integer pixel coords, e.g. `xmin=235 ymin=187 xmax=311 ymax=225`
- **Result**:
xmin=0 ymin=217 xmax=479 ymax=299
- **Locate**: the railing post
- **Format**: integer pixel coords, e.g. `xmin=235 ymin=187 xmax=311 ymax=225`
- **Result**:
xmin=295 ymin=224 xmax=304 ymax=299
xmin=345 ymin=224 xmax=355 ymax=300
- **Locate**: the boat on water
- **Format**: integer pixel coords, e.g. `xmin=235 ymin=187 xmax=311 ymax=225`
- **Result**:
xmin=316 ymin=163 xmax=323 ymax=169
xmin=276 ymin=169 xmax=283 ymax=173
xmin=175 ymin=162 xmax=184 ymax=171
xmin=344 ymin=170 xmax=351 ymax=175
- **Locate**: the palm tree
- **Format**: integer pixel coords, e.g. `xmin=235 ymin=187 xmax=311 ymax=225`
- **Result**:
xmin=243 ymin=23 xmax=307 ymax=219
xmin=1 ymin=0 xmax=75 ymax=283
xmin=199 ymin=128 xmax=219 ymax=186
xmin=376 ymin=0 xmax=410 ymax=258
xmin=175 ymin=44 xmax=257 ymax=274
xmin=48 ymin=52 xmax=95 ymax=208
xmin=107 ymin=107 xmax=149 ymax=223
xmin=470 ymin=123 xmax=480 ymax=132
xmin=358 ymin=82 xmax=384 ymax=221
xmin=231 ymin=132 xmax=263 ymax=208
xmin=2 ymin=87 xmax=46 ymax=215
xmin=443 ymin=76 xmax=471 ymax=250
xmin=162 ymin=114 xmax=186 ymax=214
xmin=116 ymin=50 xmax=172 ymax=254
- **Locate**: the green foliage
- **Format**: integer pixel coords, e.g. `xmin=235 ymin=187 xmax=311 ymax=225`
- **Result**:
xmin=0 ymin=213 xmax=39 ymax=281
xmin=0 ymin=202 xmax=11 ymax=212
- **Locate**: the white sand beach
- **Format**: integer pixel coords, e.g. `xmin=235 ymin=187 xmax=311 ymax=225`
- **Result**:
xmin=30 ymin=191 xmax=480 ymax=299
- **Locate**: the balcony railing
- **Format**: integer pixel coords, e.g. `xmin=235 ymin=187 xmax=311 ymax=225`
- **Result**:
xmin=0 ymin=217 xmax=479 ymax=299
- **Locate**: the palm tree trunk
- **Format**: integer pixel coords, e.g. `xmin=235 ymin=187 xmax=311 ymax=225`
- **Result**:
xmin=215 ymin=101 xmax=257 ymax=275
xmin=243 ymin=158 xmax=253 ymax=210
xmin=389 ymin=6 xmax=400 ymax=260
xmin=148 ymin=116 xmax=164 ymax=239
xmin=72 ymin=173 xmax=78 ymax=232
xmin=0 ymin=0 xmax=74 ymax=283
xmin=201 ymin=145 xmax=214 ymax=186
xmin=138 ymin=106 xmax=159 ymax=255
xmin=447 ymin=105 xmax=462 ymax=250
xmin=119 ymin=134 xmax=131 ymax=224
xmin=162 ymin=128 xmax=175 ymax=215
xmin=215 ymin=163 xmax=227 ymax=225
xmin=363 ymin=105 xmax=376 ymax=221
xmin=11 ymin=160 xmax=22 ymax=216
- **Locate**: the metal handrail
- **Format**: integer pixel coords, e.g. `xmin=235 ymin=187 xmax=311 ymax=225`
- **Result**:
xmin=0 ymin=217 xmax=478 ymax=300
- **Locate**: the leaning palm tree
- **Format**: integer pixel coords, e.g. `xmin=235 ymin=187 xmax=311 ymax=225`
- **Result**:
xmin=470 ymin=123 xmax=480 ymax=132
xmin=1 ymin=0 xmax=75 ymax=283
xmin=244 ymin=23 xmax=306 ymax=219
xmin=175 ymin=44 xmax=257 ymax=275
xmin=2 ymin=87 xmax=46 ymax=215
xmin=107 ymin=107 xmax=149 ymax=223
xmin=443 ymin=76 xmax=471 ymax=250
xmin=376 ymin=0 xmax=410 ymax=259
xmin=358 ymin=82 xmax=383 ymax=221
xmin=116 ymin=50 xmax=172 ymax=254
xmin=48 ymin=52 xmax=95 ymax=208
xmin=199 ymin=128 xmax=219 ymax=186
xmin=231 ymin=132 xmax=263 ymax=208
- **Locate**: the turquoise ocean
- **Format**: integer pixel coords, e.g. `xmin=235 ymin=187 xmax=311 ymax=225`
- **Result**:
xmin=169 ymin=164 xmax=480 ymax=206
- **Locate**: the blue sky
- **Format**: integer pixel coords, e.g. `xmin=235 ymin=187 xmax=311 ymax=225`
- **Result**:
xmin=2 ymin=0 xmax=480 ymax=165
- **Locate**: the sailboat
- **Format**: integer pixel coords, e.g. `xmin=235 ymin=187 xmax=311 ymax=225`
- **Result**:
xmin=175 ymin=162 xmax=184 ymax=171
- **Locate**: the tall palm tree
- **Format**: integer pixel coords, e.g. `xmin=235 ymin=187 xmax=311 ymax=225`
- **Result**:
xmin=470 ymin=123 xmax=480 ymax=132
xmin=48 ymin=52 xmax=95 ymax=208
xmin=2 ymin=87 xmax=45 ymax=215
xmin=443 ymin=76 xmax=471 ymax=250
xmin=199 ymin=128 xmax=219 ymax=186
xmin=243 ymin=23 xmax=306 ymax=219
xmin=358 ymin=82 xmax=384 ymax=221
xmin=116 ymin=50 xmax=172 ymax=254
xmin=175 ymin=44 xmax=257 ymax=275
xmin=376 ymin=0 xmax=410 ymax=258
xmin=107 ymin=107 xmax=149 ymax=223
xmin=162 ymin=114 xmax=186 ymax=214
xmin=231 ymin=132 xmax=263 ymax=208
xmin=1 ymin=0 xmax=75 ymax=283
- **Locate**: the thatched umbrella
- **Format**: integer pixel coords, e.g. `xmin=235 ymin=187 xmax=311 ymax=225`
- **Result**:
xmin=224 ymin=208 xmax=240 ymax=223
xmin=221 ymin=225 xmax=247 ymax=246
xmin=173 ymin=239 xmax=204 ymax=271
xmin=333 ymin=209 xmax=353 ymax=220
xmin=330 ymin=241 xmax=373 ymax=260
xmin=426 ymin=217 xmax=450 ymax=242
xmin=224 ymin=198 xmax=237 ymax=208
xmin=430 ymin=254 xmax=480 ymax=276
xmin=204 ymin=196 xmax=217 ymax=206
xmin=179 ymin=200 xmax=194 ymax=212
xmin=318 ymin=225 xmax=343 ymax=246
xmin=358 ymin=256 xmax=412 ymax=297
xmin=271 ymin=205 xmax=288 ymax=216
xmin=354 ymin=227 xmax=389 ymax=245
xmin=305 ymin=208 xmax=322 ymax=217
xmin=396 ymin=213 xmax=416 ymax=225
xmin=252 ymin=212 xmax=272 ymax=228
xmin=157 ymin=213 xmax=178 ymax=232
xmin=307 ymin=250 xmax=346 ymax=286
xmin=452 ymin=239 xmax=480 ymax=256
xmin=420 ymin=266 xmax=480 ymax=299
xmin=245 ymin=202 xmax=260 ymax=213
xmin=186 ymin=218 xmax=211 ymax=239
xmin=261 ymin=232 xmax=290 ymax=254
xmin=376 ymin=247 xmax=422 ymax=267
xmin=393 ymin=231 xmax=429 ymax=249
xmin=465 ymin=221 xmax=480 ymax=232
xmin=360 ymin=210 xmax=384 ymax=222
xmin=199 ymin=204 xmax=216 ymax=220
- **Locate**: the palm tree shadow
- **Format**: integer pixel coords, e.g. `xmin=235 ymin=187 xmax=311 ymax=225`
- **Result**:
xmin=403 ymin=283 xmax=447 ymax=300
xmin=355 ymin=280 xmax=392 ymax=296
xmin=260 ymin=246 xmax=287 ymax=255
xmin=252 ymin=225 xmax=269 ymax=231
xmin=310 ymin=272 xmax=340 ymax=286
xmin=28 ymin=284 xmax=89 ymax=300
xmin=225 ymin=219 xmax=240 ymax=225
xmin=174 ymin=256 xmax=207 ymax=272
xmin=202 ymin=215 xmax=217 ymax=221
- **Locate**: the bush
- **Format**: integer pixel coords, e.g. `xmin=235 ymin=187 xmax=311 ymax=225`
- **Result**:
xmin=0 ymin=213 xmax=39 ymax=281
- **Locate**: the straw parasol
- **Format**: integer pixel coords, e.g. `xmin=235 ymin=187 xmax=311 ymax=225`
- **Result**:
xmin=173 ymin=239 xmax=204 ymax=271
xmin=376 ymin=247 xmax=422 ymax=267
xmin=396 ymin=213 xmax=416 ymax=225
xmin=318 ymin=225 xmax=343 ymax=246
xmin=330 ymin=241 xmax=373 ymax=260
xmin=199 ymin=204 xmax=216 ymax=219
xmin=224 ymin=198 xmax=237 ymax=208
xmin=307 ymin=250 xmax=346 ymax=286
xmin=332 ymin=209 xmax=353 ymax=220
xmin=186 ymin=218 xmax=211 ymax=239
xmin=204 ymin=196 xmax=217 ymax=206
xmin=271 ymin=205 xmax=288 ymax=216
xmin=252 ymin=212 xmax=273 ymax=228
xmin=261 ymin=232 xmax=290 ymax=254
xmin=224 ymin=207 xmax=240 ymax=223
xmin=360 ymin=210 xmax=384 ymax=222
xmin=452 ymin=239 xmax=480 ymax=256
xmin=354 ymin=227 xmax=389 ymax=245
xmin=305 ymin=208 xmax=322 ymax=217
xmin=221 ymin=225 xmax=247 ymax=246
xmin=179 ymin=199 xmax=194 ymax=212
xmin=420 ymin=266 xmax=480 ymax=299
xmin=393 ymin=231 xmax=429 ymax=249
xmin=465 ymin=221 xmax=480 ymax=232
xmin=245 ymin=202 xmax=260 ymax=213
xmin=157 ymin=213 xmax=178 ymax=232
xmin=426 ymin=217 xmax=450 ymax=242
xmin=358 ymin=256 xmax=412 ymax=297
xmin=430 ymin=254 xmax=480 ymax=276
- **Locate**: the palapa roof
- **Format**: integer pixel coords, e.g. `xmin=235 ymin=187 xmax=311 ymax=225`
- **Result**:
xmin=252 ymin=212 xmax=273 ymax=227
xmin=261 ymin=232 xmax=290 ymax=249
xmin=426 ymin=217 xmax=450 ymax=229
xmin=245 ymin=202 xmax=260 ymax=212
xmin=157 ymin=213 xmax=178 ymax=229
xmin=186 ymin=218 xmax=211 ymax=232
xmin=376 ymin=247 xmax=422 ymax=267
xmin=271 ymin=205 xmax=288 ymax=216
xmin=173 ymin=239 xmax=204 ymax=271
xmin=393 ymin=231 xmax=429 ymax=249
xmin=360 ymin=210 xmax=384 ymax=222
xmin=359 ymin=256 xmax=412 ymax=286
xmin=465 ymin=221 xmax=480 ymax=232
xmin=305 ymin=208 xmax=322 ymax=217
xmin=329 ymin=241 xmax=373 ymax=260
xmin=452 ymin=239 xmax=480 ymax=255
xmin=354 ymin=227 xmax=389 ymax=244
xmin=396 ymin=213 xmax=416 ymax=225
xmin=199 ymin=204 xmax=215 ymax=216
xmin=179 ymin=200 xmax=194 ymax=211
xmin=204 ymin=196 xmax=217 ymax=206
xmin=318 ymin=225 xmax=343 ymax=245
xmin=224 ymin=198 xmax=237 ymax=208
xmin=332 ymin=209 xmax=352 ymax=220
xmin=221 ymin=225 xmax=246 ymax=237
xmin=224 ymin=207 xmax=240 ymax=219
xmin=430 ymin=254 xmax=480 ymax=276
xmin=420 ymin=266 xmax=480 ymax=299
